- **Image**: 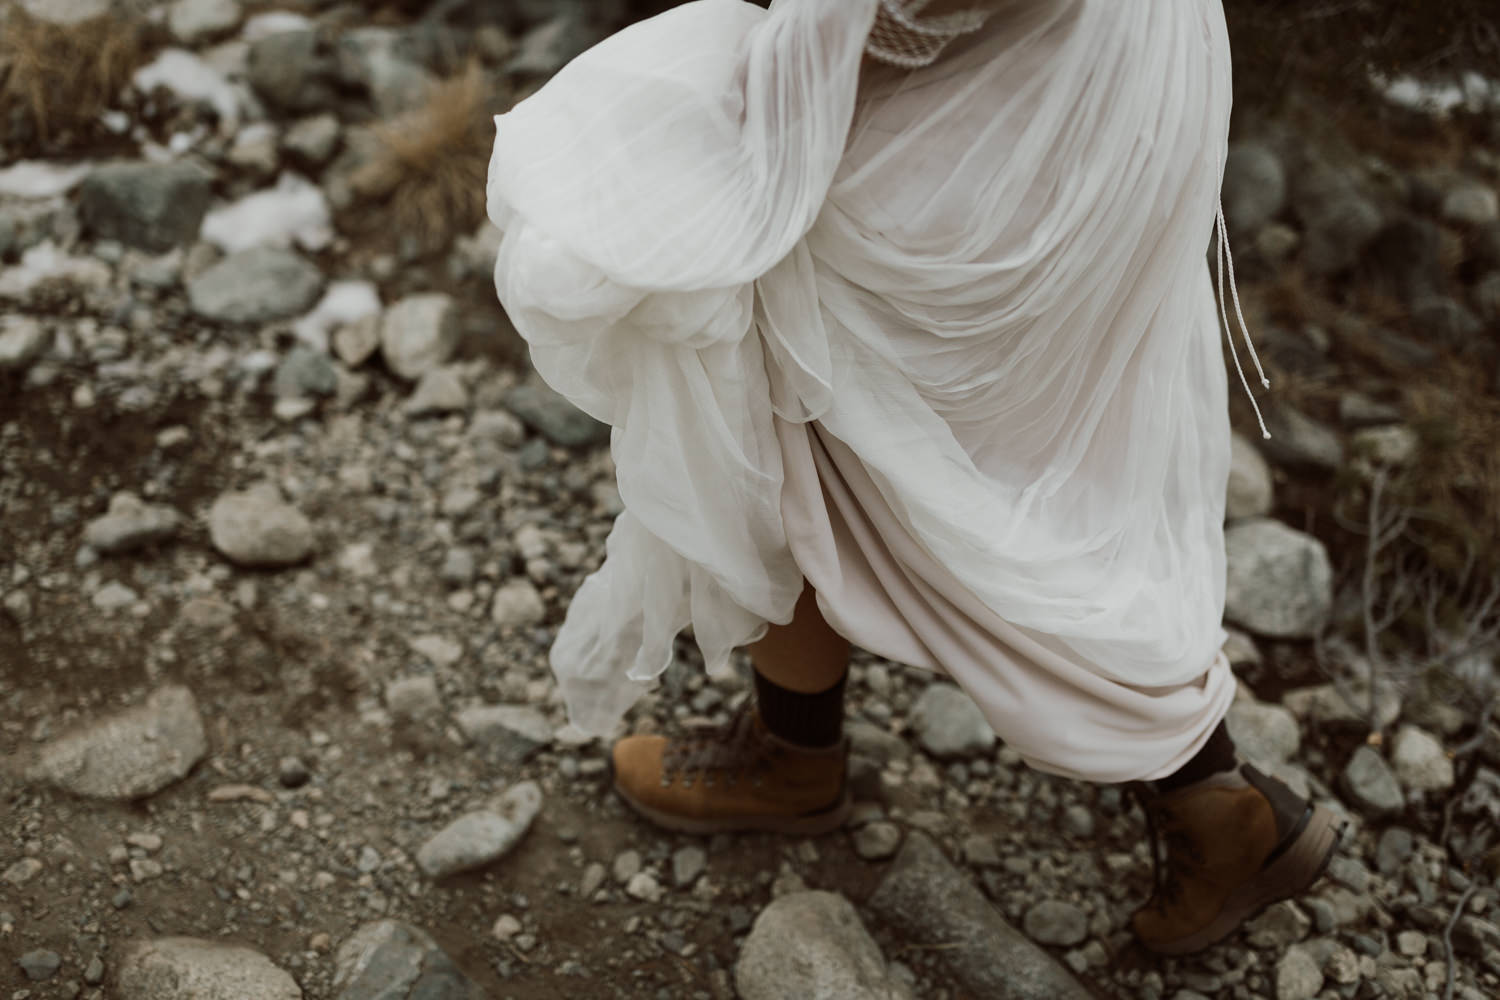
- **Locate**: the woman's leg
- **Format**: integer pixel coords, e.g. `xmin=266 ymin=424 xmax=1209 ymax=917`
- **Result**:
xmin=746 ymin=584 xmax=850 ymax=694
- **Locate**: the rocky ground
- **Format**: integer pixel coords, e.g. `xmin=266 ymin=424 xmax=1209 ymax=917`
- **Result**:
xmin=4 ymin=1 xmax=1500 ymax=998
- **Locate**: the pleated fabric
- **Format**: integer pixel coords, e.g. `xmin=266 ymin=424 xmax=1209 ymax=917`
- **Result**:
xmin=488 ymin=0 xmax=1240 ymax=781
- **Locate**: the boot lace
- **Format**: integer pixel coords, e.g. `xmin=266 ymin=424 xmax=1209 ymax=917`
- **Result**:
xmin=660 ymin=701 xmax=772 ymax=791
xmin=1133 ymin=783 xmax=1206 ymax=911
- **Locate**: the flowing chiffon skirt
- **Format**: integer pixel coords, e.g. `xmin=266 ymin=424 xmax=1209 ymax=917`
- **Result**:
xmin=488 ymin=0 xmax=1239 ymax=782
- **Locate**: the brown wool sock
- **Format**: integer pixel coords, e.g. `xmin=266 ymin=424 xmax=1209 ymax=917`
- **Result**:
xmin=1154 ymin=719 xmax=1238 ymax=793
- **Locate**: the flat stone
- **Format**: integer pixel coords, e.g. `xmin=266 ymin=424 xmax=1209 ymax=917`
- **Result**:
xmin=380 ymin=294 xmax=459 ymax=381
xmin=1389 ymin=725 xmax=1454 ymax=793
xmin=1261 ymin=405 xmax=1345 ymax=472
xmin=3 ymin=857 xmax=43 ymax=886
xmin=735 ymin=891 xmax=900 ymax=1000
xmin=1227 ymin=432 xmax=1274 ymax=520
xmin=188 ymin=247 xmax=324 ymax=324
xmin=490 ymin=578 xmax=545 ymax=629
xmin=248 ymin=30 xmax=341 ymax=113
xmin=502 ymin=381 xmax=609 ymax=448
xmin=853 ymin=822 xmax=902 ymax=861
xmin=84 ymin=493 xmax=180 ymax=555
xmin=384 ymin=675 xmax=442 ymax=721
xmin=1022 ymin=900 xmax=1088 ymax=947
xmin=1275 ymin=944 xmax=1323 ymax=1000
xmin=274 ymin=346 xmax=337 ymax=399
xmin=18 ymin=949 xmax=61 ymax=982
xmin=283 ymin=113 xmax=342 ymax=165
xmin=169 ymin=0 xmax=243 ymax=44
xmin=408 ymin=635 xmax=462 ymax=668
xmin=77 ymin=162 xmax=215 ymax=253
xmin=1282 ymin=678 xmax=1401 ymax=730
xmin=672 ymin=845 xmax=707 ymax=888
xmin=116 ymin=937 xmax=300 ymax=999
xmin=909 ymin=684 xmax=995 ymax=759
xmin=454 ymin=704 xmax=551 ymax=764
xmin=1341 ymin=745 xmax=1405 ymax=818
xmin=1244 ymin=900 xmax=1311 ymax=949
xmin=1443 ymin=183 xmax=1499 ymax=226
xmin=405 ymin=368 xmax=469 ymax=417
xmin=208 ymin=485 xmax=315 ymax=568
xmin=415 ymin=781 xmax=542 ymax=878
xmin=332 ymin=921 xmax=485 ymax=1000
xmin=1351 ymin=425 xmax=1419 ymax=467
xmin=1224 ymin=518 xmax=1334 ymax=639
xmin=31 ymin=685 xmax=206 ymax=799
xmin=1226 ymin=700 xmax=1301 ymax=768
xmin=0 ymin=314 xmax=51 ymax=371
xmin=868 ymin=832 xmax=1090 ymax=999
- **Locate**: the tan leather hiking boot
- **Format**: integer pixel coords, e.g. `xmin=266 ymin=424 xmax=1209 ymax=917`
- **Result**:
xmin=610 ymin=703 xmax=852 ymax=835
xmin=1132 ymin=763 xmax=1347 ymax=956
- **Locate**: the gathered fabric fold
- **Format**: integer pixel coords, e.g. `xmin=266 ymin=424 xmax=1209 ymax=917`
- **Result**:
xmin=489 ymin=0 xmax=1241 ymax=744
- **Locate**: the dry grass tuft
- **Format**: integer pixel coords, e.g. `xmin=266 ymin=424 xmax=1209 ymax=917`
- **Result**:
xmin=351 ymin=60 xmax=502 ymax=255
xmin=1400 ymin=359 xmax=1500 ymax=553
xmin=0 ymin=5 xmax=150 ymax=149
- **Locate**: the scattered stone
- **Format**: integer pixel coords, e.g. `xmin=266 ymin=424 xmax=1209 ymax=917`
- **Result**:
xmin=208 ymin=485 xmax=316 ymax=568
xmin=853 ymin=822 xmax=902 ymax=861
xmin=579 ymin=862 xmax=607 ymax=899
xmin=385 ymin=676 xmax=442 ymax=722
xmin=455 ymin=704 xmax=551 ymax=764
xmin=1282 ymin=678 xmax=1401 ymax=730
xmin=1443 ymin=182 xmax=1499 ymax=226
xmin=909 ymin=684 xmax=995 ymax=759
xmin=626 ymin=871 xmax=664 ymax=902
xmin=92 ymin=581 xmax=141 ymax=612
xmin=0 ymin=314 xmax=51 ymax=371
xmin=1291 ymin=164 xmax=1382 ymax=275
xmin=31 ymin=685 xmax=206 ymax=799
xmin=1351 ymin=424 xmax=1419 ymax=467
xmin=491 ymin=914 xmax=522 ymax=941
xmin=672 ymin=845 xmax=707 ymax=888
xmin=169 ymin=0 xmax=243 ymax=45
xmin=84 ymin=493 xmax=181 ymax=555
xmin=503 ymin=382 xmax=609 ymax=448
xmin=332 ymin=921 xmax=484 ymax=1000
xmin=1022 ymin=900 xmax=1088 ymax=948
xmin=1411 ymin=295 xmax=1483 ymax=350
xmin=278 ymin=756 xmax=310 ymax=788
xmin=248 ymin=30 xmax=341 ymax=113
xmin=1226 ymin=700 xmax=1301 ymax=768
xmin=1059 ymin=804 xmax=1094 ymax=839
xmin=77 ymin=162 xmax=214 ymax=253
xmin=415 ymin=781 xmax=542 ymax=879
xmin=333 ymin=315 xmax=381 ymax=368
xmin=284 ymin=114 xmax=342 ymax=165
xmin=1274 ymin=945 xmax=1323 ymax=1000
xmin=3 ymin=857 xmax=43 ymax=886
xmin=734 ymin=891 xmax=900 ymax=1000
xmin=188 ymin=247 xmax=324 ymax=324
xmin=613 ymin=850 xmax=642 ymax=884
xmin=1395 ymin=929 xmax=1428 ymax=957
xmin=381 ymin=294 xmax=459 ymax=381
xmin=868 ymin=833 xmax=1090 ymax=999
xmin=1339 ymin=392 xmax=1402 ymax=429
xmin=405 ymin=368 xmax=469 ymax=417
xmin=1227 ymin=432 xmax=1274 ymax=520
xmin=490 ymin=578 xmax=546 ymax=629
xmin=1244 ymin=900 xmax=1311 ymax=949
xmin=1375 ymin=827 xmax=1415 ymax=876
xmin=469 ymin=409 xmax=527 ymax=447
xmin=409 ymin=634 xmax=462 ymax=668
xmin=1390 ymin=725 xmax=1454 ymax=793
xmin=1223 ymin=518 xmax=1334 ymax=639
xmin=18 ymin=949 xmax=61 ymax=982
xmin=274 ymin=347 xmax=338 ymax=399
xmin=1222 ymin=142 xmax=1286 ymax=237
xmin=1341 ymin=745 xmax=1405 ymax=817
xmin=1261 ymin=405 xmax=1345 ymax=471
xmin=115 ymin=937 xmax=300 ymax=999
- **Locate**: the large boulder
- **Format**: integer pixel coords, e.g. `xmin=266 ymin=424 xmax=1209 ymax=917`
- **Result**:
xmin=30 ymin=686 xmax=207 ymax=799
xmin=735 ymin=892 xmax=903 ymax=1000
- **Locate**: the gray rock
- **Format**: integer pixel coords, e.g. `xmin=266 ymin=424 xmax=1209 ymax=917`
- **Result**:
xmin=332 ymin=921 xmax=485 ymax=1000
xmin=1255 ymin=222 xmax=1299 ymax=262
xmin=283 ymin=114 xmax=342 ymax=166
xmin=169 ymin=0 xmax=242 ymax=44
xmin=440 ymin=547 xmax=476 ymax=586
xmin=1443 ymin=182 xmax=1499 ymax=226
xmin=274 ymin=347 xmax=337 ymax=399
xmin=868 ymin=833 xmax=1091 ymax=1000
xmin=208 ymin=485 xmax=315 ymax=568
xmin=31 ymin=685 xmax=206 ymax=799
xmin=384 ymin=675 xmax=442 ymax=721
xmin=1338 ymin=392 xmax=1402 ymax=429
xmin=1375 ymin=826 xmax=1415 ymax=876
xmin=333 ymin=315 xmax=381 ymax=368
xmin=1389 ymin=725 xmax=1454 ymax=793
xmin=1411 ymin=294 xmax=1483 ymax=351
xmin=1274 ymin=944 xmax=1323 ymax=1000
xmin=503 ymin=382 xmax=609 ymax=448
xmin=490 ymin=577 xmax=545 ymax=629
xmin=77 ymin=162 xmax=214 ymax=253
xmin=1282 ymin=678 xmax=1401 ymax=730
xmin=405 ymin=368 xmax=468 ymax=417
xmin=381 ymin=294 xmax=459 ymax=380
xmin=1222 ymin=142 xmax=1286 ymax=237
xmin=248 ymin=30 xmax=341 ymax=113
xmin=1340 ymin=745 xmax=1404 ymax=817
xmin=1226 ymin=432 xmax=1274 ymax=520
xmin=1261 ymin=405 xmax=1344 ymax=472
xmin=507 ymin=13 xmax=608 ymax=77
xmin=0 ymin=314 xmax=51 ymax=371
xmin=909 ymin=684 xmax=995 ymax=759
xmin=1244 ymin=900 xmax=1311 ymax=949
xmin=415 ymin=781 xmax=542 ymax=878
xmin=672 ymin=845 xmax=707 ymax=888
xmin=847 ymin=721 xmax=911 ymax=764
xmin=336 ymin=28 xmax=437 ymax=117
xmin=1291 ymin=165 xmax=1383 ymax=275
xmin=84 ymin=492 xmax=181 ymax=555
xmin=1351 ymin=424 xmax=1418 ymax=467
xmin=468 ymin=409 xmax=526 ymax=448
xmin=735 ymin=891 xmax=902 ymax=1000
xmin=188 ymin=247 xmax=324 ymax=324
xmin=853 ymin=822 xmax=902 ymax=861
xmin=92 ymin=581 xmax=140 ymax=612
xmin=115 ymin=938 xmax=300 ymax=999
xmin=18 ymin=949 xmax=61 ymax=982
xmin=1022 ymin=900 xmax=1088 ymax=948
xmin=455 ymin=704 xmax=551 ymax=764
xmin=1223 ymin=518 xmax=1333 ymax=639
xmin=1226 ymin=700 xmax=1301 ymax=768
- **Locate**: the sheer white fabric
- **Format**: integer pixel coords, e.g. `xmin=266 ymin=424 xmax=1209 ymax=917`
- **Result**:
xmin=488 ymin=0 xmax=1237 ymax=758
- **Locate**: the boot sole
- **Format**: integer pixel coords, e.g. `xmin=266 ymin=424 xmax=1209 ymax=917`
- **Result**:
xmin=1144 ymin=804 xmax=1348 ymax=956
xmin=612 ymin=778 xmax=854 ymax=837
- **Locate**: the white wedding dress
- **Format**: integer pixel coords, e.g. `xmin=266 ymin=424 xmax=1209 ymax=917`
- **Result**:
xmin=488 ymin=0 xmax=1244 ymax=782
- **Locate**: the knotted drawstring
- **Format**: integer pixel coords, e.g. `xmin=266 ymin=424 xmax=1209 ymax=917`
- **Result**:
xmin=661 ymin=701 xmax=766 ymax=789
xmin=1215 ymin=149 xmax=1272 ymax=440
xmin=1132 ymin=782 xmax=1200 ymax=910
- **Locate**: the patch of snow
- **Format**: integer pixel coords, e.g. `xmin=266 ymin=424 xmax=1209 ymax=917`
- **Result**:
xmin=133 ymin=49 xmax=244 ymax=131
xmin=0 ymin=243 xmax=112 ymax=300
xmin=292 ymin=281 xmax=382 ymax=352
xmin=242 ymin=12 xmax=315 ymax=40
xmin=1372 ymin=71 xmax=1498 ymax=116
xmin=0 ymin=162 xmax=91 ymax=200
xmin=18 ymin=0 xmax=110 ymax=26
xmin=200 ymin=173 xmax=333 ymax=254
